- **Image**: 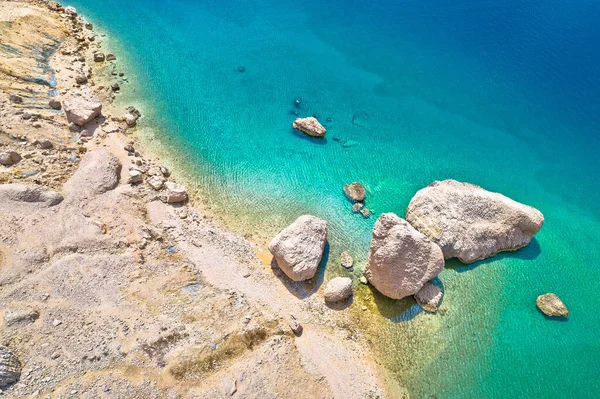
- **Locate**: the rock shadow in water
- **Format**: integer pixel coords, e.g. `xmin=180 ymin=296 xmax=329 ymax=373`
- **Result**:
xmin=290 ymin=127 xmax=328 ymax=146
xmin=369 ymin=285 xmax=421 ymax=322
xmin=270 ymin=241 xmax=329 ymax=299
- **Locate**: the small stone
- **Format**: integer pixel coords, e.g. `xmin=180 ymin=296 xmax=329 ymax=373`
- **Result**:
xmin=93 ymin=53 xmax=105 ymax=62
xmin=160 ymin=166 xmax=171 ymax=177
xmin=124 ymin=145 xmax=135 ymax=153
xmin=147 ymin=175 xmax=166 ymax=191
xmin=0 ymin=346 xmax=21 ymax=387
xmin=75 ymin=75 xmax=88 ymax=84
xmin=359 ymin=276 xmax=368 ymax=285
xmin=112 ymin=83 xmax=120 ymax=92
xmin=64 ymin=6 xmax=77 ymax=16
xmin=164 ymin=182 xmax=188 ymax=203
xmin=124 ymin=113 xmax=137 ymax=127
xmin=3 ymin=309 xmax=39 ymax=327
xmin=85 ymin=23 xmax=93 ymax=30
xmin=9 ymin=94 xmax=23 ymax=104
xmin=292 ymin=117 xmax=326 ymax=137
xmin=340 ymin=251 xmax=353 ymax=268
xmin=52 ymin=319 xmax=62 ymax=327
xmin=106 ymin=53 xmax=117 ymax=61
xmin=287 ymin=315 xmax=302 ymax=336
xmin=536 ymin=293 xmax=569 ymax=317
xmin=128 ymin=170 xmax=143 ymax=184
xmin=0 ymin=151 xmax=22 ymax=166
xmin=49 ymin=98 xmax=62 ymax=110
xmin=324 ymin=277 xmax=353 ymax=303
xmin=33 ymin=140 xmax=53 ymax=149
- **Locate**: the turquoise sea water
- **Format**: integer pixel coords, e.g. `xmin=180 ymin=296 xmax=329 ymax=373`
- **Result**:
xmin=65 ymin=0 xmax=599 ymax=397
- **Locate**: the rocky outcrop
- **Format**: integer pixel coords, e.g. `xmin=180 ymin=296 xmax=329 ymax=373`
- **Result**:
xmin=406 ymin=180 xmax=544 ymax=263
xmin=414 ymin=282 xmax=443 ymax=313
xmin=343 ymin=182 xmax=366 ymax=202
xmin=64 ymin=150 xmax=121 ymax=197
xmin=0 ymin=184 xmax=63 ymax=207
xmin=164 ymin=182 xmax=188 ymax=203
xmin=292 ymin=117 xmax=326 ymax=137
xmin=536 ymin=293 xmax=568 ymax=317
xmin=365 ymin=213 xmax=444 ymax=299
xmin=0 ymin=151 xmax=22 ymax=166
xmin=268 ymin=215 xmax=327 ymax=281
xmin=324 ymin=277 xmax=353 ymax=303
xmin=63 ymin=96 xmax=102 ymax=126
xmin=0 ymin=346 xmax=21 ymax=387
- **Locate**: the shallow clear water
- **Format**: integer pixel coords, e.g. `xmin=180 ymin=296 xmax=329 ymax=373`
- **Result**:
xmin=67 ymin=0 xmax=600 ymax=397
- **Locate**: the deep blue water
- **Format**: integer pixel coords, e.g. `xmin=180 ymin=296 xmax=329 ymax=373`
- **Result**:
xmin=66 ymin=0 xmax=600 ymax=397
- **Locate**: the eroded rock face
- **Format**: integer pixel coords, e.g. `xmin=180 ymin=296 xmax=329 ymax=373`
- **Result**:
xmin=324 ymin=277 xmax=353 ymax=303
xmin=0 ymin=346 xmax=21 ymax=387
xmin=414 ymin=282 xmax=443 ymax=313
xmin=365 ymin=213 xmax=444 ymax=299
xmin=268 ymin=215 xmax=327 ymax=281
xmin=64 ymin=150 xmax=121 ymax=197
xmin=343 ymin=182 xmax=366 ymax=202
xmin=292 ymin=117 xmax=326 ymax=137
xmin=0 ymin=184 xmax=63 ymax=207
xmin=63 ymin=96 xmax=102 ymax=126
xmin=406 ymin=180 xmax=544 ymax=264
xmin=537 ymin=293 xmax=568 ymax=317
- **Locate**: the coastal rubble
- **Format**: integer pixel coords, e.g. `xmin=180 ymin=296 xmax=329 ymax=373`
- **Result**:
xmin=365 ymin=213 xmax=444 ymax=299
xmin=406 ymin=179 xmax=544 ymax=263
xmin=268 ymin=215 xmax=328 ymax=281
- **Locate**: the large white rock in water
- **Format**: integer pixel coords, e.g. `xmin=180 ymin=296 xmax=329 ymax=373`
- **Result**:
xmin=414 ymin=282 xmax=443 ymax=313
xmin=365 ymin=213 xmax=444 ymax=299
xmin=406 ymin=180 xmax=544 ymax=264
xmin=268 ymin=215 xmax=328 ymax=281
xmin=63 ymin=96 xmax=102 ymax=126
xmin=292 ymin=117 xmax=326 ymax=137
xmin=536 ymin=293 xmax=568 ymax=317
xmin=324 ymin=277 xmax=353 ymax=303
xmin=64 ymin=150 xmax=121 ymax=197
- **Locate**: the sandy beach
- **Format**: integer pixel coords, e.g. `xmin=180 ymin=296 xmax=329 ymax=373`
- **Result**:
xmin=0 ymin=1 xmax=398 ymax=397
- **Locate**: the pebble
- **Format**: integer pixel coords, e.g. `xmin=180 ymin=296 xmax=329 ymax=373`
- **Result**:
xmin=52 ymin=319 xmax=62 ymax=327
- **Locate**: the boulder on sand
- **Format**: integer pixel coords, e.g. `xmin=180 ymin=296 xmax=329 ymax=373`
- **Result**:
xmin=163 ymin=182 xmax=188 ymax=203
xmin=0 ymin=184 xmax=63 ymax=207
xmin=292 ymin=117 xmax=326 ymax=137
xmin=536 ymin=293 xmax=568 ymax=317
xmin=343 ymin=182 xmax=366 ymax=202
xmin=63 ymin=150 xmax=121 ymax=197
xmin=63 ymin=96 xmax=102 ymax=126
xmin=406 ymin=180 xmax=544 ymax=264
xmin=324 ymin=277 xmax=353 ymax=303
xmin=414 ymin=282 xmax=443 ymax=313
xmin=268 ymin=215 xmax=328 ymax=281
xmin=0 ymin=346 xmax=21 ymax=387
xmin=365 ymin=213 xmax=444 ymax=299
xmin=0 ymin=151 xmax=22 ymax=166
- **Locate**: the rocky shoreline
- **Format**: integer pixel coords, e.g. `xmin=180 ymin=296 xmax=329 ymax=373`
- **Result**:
xmin=0 ymin=1 xmax=388 ymax=398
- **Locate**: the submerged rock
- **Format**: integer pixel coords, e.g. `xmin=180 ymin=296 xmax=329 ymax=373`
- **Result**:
xmin=292 ymin=117 xmax=326 ymax=137
xmin=0 ymin=184 xmax=63 ymax=207
xmin=365 ymin=213 xmax=444 ymax=299
xmin=352 ymin=203 xmax=364 ymax=213
xmin=63 ymin=96 xmax=102 ymax=126
xmin=360 ymin=208 xmax=371 ymax=218
xmin=414 ymin=282 xmax=443 ymax=313
xmin=343 ymin=182 xmax=366 ymax=202
xmin=0 ymin=346 xmax=21 ymax=387
xmin=268 ymin=215 xmax=327 ymax=281
xmin=406 ymin=180 xmax=544 ymax=264
xmin=106 ymin=53 xmax=117 ymax=61
xmin=537 ymin=293 xmax=568 ymax=317
xmin=93 ymin=52 xmax=105 ymax=62
xmin=324 ymin=277 xmax=353 ymax=303
xmin=340 ymin=251 xmax=353 ymax=268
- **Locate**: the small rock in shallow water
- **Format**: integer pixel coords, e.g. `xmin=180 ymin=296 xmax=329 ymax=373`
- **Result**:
xmin=111 ymin=83 xmax=120 ymax=92
xmin=237 ymin=66 xmax=245 ymax=73
xmin=292 ymin=117 xmax=326 ymax=137
xmin=352 ymin=203 xmax=364 ymax=213
xmin=340 ymin=251 xmax=353 ymax=268
xmin=537 ymin=293 xmax=568 ymax=317
xmin=94 ymin=52 xmax=105 ymax=62
xmin=343 ymin=182 xmax=366 ymax=202
xmin=360 ymin=208 xmax=371 ymax=218
xmin=164 ymin=182 xmax=188 ymax=203
xmin=106 ymin=53 xmax=117 ymax=61
xmin=293 ymin=97 xmax=302 ymax=107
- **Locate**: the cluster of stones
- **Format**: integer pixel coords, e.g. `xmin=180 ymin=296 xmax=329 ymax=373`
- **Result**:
xmin=268 ymin=179 xmax=550 ymax=314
